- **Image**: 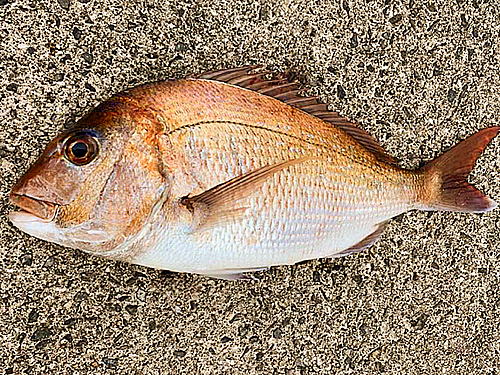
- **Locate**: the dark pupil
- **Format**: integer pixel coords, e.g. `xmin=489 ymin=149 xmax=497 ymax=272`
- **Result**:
xmin=71 ymin=142 xmax=88 ymax=158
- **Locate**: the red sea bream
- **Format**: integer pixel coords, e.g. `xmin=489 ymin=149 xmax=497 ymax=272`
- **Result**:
xmin=9 ymin=67 xmax=499 ymax=279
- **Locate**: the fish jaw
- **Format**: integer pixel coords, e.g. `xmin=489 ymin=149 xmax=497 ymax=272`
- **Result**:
xmin=9 ymin=210 xmax=65 ymax=246
xmin=9 ymin=190 xmax=64 ymax=244
xmin=9 ymin=192 xmax=59 ymax=222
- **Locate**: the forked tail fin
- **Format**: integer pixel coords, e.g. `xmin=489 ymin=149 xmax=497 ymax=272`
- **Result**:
xmin=419 ymin=127 xmax=499 ymax=213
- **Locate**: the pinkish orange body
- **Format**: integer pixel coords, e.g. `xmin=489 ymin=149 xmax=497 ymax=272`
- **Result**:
xmin=9 ymin=67 xmax=499 ymax=279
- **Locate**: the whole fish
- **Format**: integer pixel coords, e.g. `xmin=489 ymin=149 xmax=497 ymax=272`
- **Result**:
xmin=9 ymin=66 xmax=499 ymax=279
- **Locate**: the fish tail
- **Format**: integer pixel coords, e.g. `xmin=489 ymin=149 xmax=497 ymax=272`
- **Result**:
xmin=418 ymin=127 xmax=499 ymax=213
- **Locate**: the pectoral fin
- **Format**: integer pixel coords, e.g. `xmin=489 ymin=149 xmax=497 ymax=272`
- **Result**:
xmin=182 ymin=157 xmax=310 ymax=231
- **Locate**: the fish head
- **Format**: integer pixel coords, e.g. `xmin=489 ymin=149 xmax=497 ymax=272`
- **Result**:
xmin=9 ymin=99 xmax=168 ymax=258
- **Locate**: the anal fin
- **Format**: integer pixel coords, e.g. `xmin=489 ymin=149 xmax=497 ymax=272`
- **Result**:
xmin=199 ymin=267 xmax=268 ymax=281
xmin=330 ymin=221 xmax=389 ymax=258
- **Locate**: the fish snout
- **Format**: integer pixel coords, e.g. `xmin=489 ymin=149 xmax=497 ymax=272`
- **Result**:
xmin=9 ymin=154 xmax=70 ymax=222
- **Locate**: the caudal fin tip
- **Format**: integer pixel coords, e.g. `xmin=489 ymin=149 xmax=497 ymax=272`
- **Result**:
xmin=471 ymin=127 xmax=499 ymax=213
xmin=464 ymin=190 xmax=498 ymax=213
xmin=489 ymin=126 xmax=500 ymax=135
xmin=481 ymin=126 xmax=500 ymax=143
xmin=486 ymin=198 xmax=499 ymax=212
xmin=456 ymin=192 xmax=498 ymax=213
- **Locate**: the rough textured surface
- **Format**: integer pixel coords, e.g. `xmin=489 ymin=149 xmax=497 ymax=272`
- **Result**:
xmin=1 ymin=0 xmax=499 ymax=374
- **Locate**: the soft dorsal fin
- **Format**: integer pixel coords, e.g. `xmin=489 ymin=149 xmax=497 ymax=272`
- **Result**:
xmin=182 ymin=157 xmax=311 ymax=231
xmin=197 ymin=66 xmax=397 ymax=166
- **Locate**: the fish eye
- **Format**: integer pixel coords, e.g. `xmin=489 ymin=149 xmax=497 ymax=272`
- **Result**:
xmin=64 ymin=131 xmax=99 ymax=166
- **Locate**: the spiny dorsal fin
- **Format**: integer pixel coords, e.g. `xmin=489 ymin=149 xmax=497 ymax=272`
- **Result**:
xmin=330 ymin=221 xmax=389 ymax=258
xmin=182 ymin=157 xmax=311 ymax=231
xmin=197 ymin=66 xmax=397 ymax=166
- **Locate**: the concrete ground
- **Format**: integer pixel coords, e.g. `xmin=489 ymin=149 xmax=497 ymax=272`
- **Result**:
xmin=1 ymin=0 xmax=500 ymax=374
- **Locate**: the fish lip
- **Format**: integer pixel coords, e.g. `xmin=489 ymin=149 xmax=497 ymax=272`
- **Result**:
xmin=9 ymin=192 xmax=59 ymax=222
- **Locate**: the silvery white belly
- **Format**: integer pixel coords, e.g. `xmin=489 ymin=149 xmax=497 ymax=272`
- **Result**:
xmin=133 ymin=172 xmax=413 ymax=276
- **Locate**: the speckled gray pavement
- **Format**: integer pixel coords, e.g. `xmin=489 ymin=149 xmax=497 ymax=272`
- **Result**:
xmin=1 ymin=0 xmax=500 ymax=374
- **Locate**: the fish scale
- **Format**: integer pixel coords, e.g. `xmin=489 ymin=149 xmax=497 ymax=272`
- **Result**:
xmin=150 ymin=118 xmax=419 ymax=271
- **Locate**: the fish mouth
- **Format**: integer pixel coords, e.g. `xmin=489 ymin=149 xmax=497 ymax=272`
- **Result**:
xmin=9 ymin=192 xmax=59 ymax=222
